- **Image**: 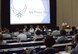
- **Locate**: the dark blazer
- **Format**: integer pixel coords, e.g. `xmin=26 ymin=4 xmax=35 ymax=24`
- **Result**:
xmin=71 ymin=45 xmax=78 ymax=54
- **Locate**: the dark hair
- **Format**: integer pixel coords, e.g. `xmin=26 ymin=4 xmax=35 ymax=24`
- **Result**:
xmin=72 ymin=26 xmax=77 ymax=34
xmin=60 ymin=30 xmax=66 ymax=36
xmin=75 ymin=34 xmax=78 ymax=42
xmin=72 ymin=26 xmax=76 ymax=31
xmin=35 ymin=30 xmax=42 ymax=35
xmin=44 ymin=36 xmax=55 ymax=47
xmin=16 ymin=28 xmax=19 ymax=31
xmin=19 ymin=29 xmax=23 ymax=33
xmin=56 ymin=26 xmax=59 ymax=30
xmin=0 ymin=34 xmax=3 ymax=41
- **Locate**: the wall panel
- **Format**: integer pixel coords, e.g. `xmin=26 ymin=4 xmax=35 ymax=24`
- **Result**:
xmin=57 ymin=0 xmax=78 ymax=28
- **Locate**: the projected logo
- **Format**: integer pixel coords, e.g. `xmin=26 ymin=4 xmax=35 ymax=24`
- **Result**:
xmin=10 ymin=0 xmax=27 ymax=18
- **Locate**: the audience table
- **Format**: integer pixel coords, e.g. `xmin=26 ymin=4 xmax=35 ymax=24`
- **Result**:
xmin=59 ymin=51 xmax=70 ymax=54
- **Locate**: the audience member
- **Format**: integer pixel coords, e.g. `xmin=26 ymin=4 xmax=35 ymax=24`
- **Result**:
xmin=2 ymin=27 xmax=6 ymax=32
xmin=70 ymin=26 xmax=77 ymax=35
xmin=37 ymin=36 xmax=59 ymax=54
xmin=0 ymin=34 xmax=6 ymax=45
xmin=29 ymin=25 xmax=35 ymax=35
xmin=13 ymin=28 xmax=19 ymax=37
xmin=33 ymin=30 xmax=43 ymax=41
xmin=70 ymin=34 xmax=78 ymax=54
xmin=23 ymin=25 xmax=28 ymax=32
xmin=17 ymin=29 xmax=27 ymax=41
xmin=0 ymin=27 xmax=2 ymax=34
xmin=56 ymin=29 xmax=68 ymax=43
xmin=42 ymin=25 xmax=48 ymax=35
xmin=2 ymin=29 xmax=11 ymax=39
xmin=35 ymin=25 xmax=42 ymax=32
xmin=51 ymin=26 xmax=60 ymax=36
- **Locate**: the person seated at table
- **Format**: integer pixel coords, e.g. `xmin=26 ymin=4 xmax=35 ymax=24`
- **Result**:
xmin=37 ymin=36 xmax=59 ymax=54
xmin=0 ymin=27 xmax=2 ymax=34
xmin=29 ymin=25 xmax=35 ymax=35
xmin=17 ymin=29 xmax=27 ymax=41
xmin=70 ymin=26 xmax=77 ymax=35
xmin=13 ymin=28 xmax=19 ymax=37
xmin=51 ymin=26 xmax=60 ymax=36
xmin=35 ymin=25 xmax=42 ymax=32
xmin=0 ymin=34 xmax=6 ymax=45
xmin=41 ymin=25 xmax=48 ymax=35
xmin=2 ymin=29 xmax=11 ymax=39
xmin=33 ymin=30 xmax=44 ymax=41
xmin=56 ymin=29 xmax=68 ymax=43
xmin=23 ymin=25 xmax=29 ymax=32
xmin=70 ymin=34 xmax=78 ymax=54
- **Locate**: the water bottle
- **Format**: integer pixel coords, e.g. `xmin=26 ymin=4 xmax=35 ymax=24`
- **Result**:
xmin=65 ymin=45 xmax=68 ymax=52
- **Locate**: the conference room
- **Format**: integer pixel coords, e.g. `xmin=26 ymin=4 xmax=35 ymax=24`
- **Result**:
xmin=0 ymin=0 xmax=78 ymax=54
